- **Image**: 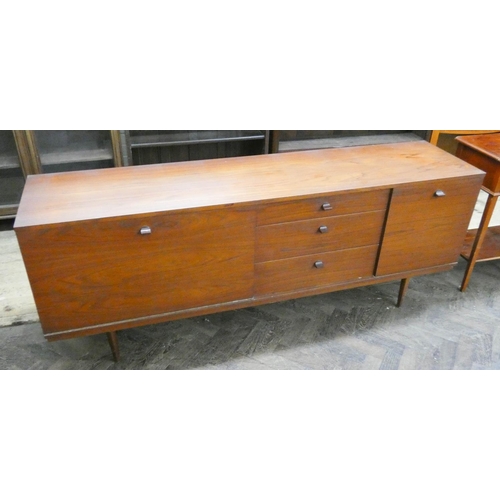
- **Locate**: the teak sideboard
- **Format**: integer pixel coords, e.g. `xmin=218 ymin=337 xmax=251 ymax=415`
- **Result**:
xmin=14 ymin=142 xmax=485 ymax=361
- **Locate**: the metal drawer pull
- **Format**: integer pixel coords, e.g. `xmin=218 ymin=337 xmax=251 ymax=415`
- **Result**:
xmin=434 ymin=190 xmax=446 ymax=197
xmin=314 ymin=261 xmax=324 ymax=269
xmin=139 ymin=226 xmax=152 ymax=235
xmin=321 ymin=202 xmax=332 ymax=211
xmin=318 ymin=225 xmax=329 ymax=233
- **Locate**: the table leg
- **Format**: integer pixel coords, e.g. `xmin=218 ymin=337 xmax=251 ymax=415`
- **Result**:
xmin=397 ymin=278 xmax=410 ymax=307
xmin=106 ymin=331 xmax=120 ymax=362
xmin=461 ymin=193 xmax=499 ymax=292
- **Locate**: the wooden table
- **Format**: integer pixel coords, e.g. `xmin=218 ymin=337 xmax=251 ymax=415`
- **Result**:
xmin=456 ymin=133 xmax=500 ymax=291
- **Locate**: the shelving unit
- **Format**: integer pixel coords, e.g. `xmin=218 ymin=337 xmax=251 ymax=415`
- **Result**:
xmin=121 ymin=130 xmax=270 ymax=166
xmin=461 ymin=226 xmax=500 ymax=262
xmin=0 ymin=152 xmax=20 ymax=169
xmin=455 ymin=133 xmax=500 ymax=291
xmin=130 ymin=130 xmax=266 ymax=148
xmin=0 ymin=131 xmax=122 ymax=219
xmin=33 ymin=130 xmax=121 ymax=173
xmin=270 ymin=131 xmax=429 ymax=153
xmin=0 ymin=131 xmax=26 ymax=219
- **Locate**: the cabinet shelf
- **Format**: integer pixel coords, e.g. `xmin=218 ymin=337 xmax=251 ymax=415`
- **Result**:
xmin=461 ymin=225 xmax=500 ymax=262
xmin=129 ymin=130 xmax=266 ymax=149
xmin=278 ymin=133 xmax=424 ymax=153
xmin=39 ymin=148 xmax=114 ymax=166
xmin=0 ymin=154 xmax=20 ymax=169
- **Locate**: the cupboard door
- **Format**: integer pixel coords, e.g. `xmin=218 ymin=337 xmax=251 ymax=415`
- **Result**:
xmin=16 ymin=209 xmax=255 ymax=333
xmin=376 ymin=177 xmax=482 ymax=276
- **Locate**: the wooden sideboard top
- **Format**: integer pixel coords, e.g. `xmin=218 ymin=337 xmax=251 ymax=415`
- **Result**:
xmin=456 ymin=133 xmax=500 ymax=163
xmin=15 ymin=141 xmax=484 ymax=228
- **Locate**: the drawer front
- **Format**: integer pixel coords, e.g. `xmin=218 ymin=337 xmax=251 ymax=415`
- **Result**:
xmin=257 ymin=189 xmax=390 ymax=225
xmin=255 ymin=245 xmax=379 ymax=296
xmin=256 ymin=210 xmax=386 ymax=262
xmin=376 ymin=176 xmax=482 ymax=275
xmin=17 ymin=208 xmax=255 ymax=333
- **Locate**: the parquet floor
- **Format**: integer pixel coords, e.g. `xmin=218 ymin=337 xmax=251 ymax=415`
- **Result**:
xmin=1 ymin=258 xmax=500 ymax=370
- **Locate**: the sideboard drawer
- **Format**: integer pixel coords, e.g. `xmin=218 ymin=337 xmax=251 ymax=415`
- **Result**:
xmin=255 ymin=245 xmax=379 ymax=296
xmin=257 ymin=189 xmax=390 ymax=225
xmin=255 ymin=210 xmax=386 ymax=262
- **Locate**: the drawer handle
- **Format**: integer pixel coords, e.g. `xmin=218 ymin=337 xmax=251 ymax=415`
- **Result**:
xmin=139 ymin=226 xmax=152 ymax=235
xmin=321 ymin=202 xmax=332 ymax=211
xmin=318 ymin=225 xmax=329 ymax=233
xmin=434 ymin=190 xmax=446 ymax=197
xmin=314 ymin=261 xmax=324 ymax=269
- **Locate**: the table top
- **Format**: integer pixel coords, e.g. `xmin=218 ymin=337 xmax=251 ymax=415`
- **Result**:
xmin=456 ymin=133 xmax=500 ymax=163
xmin=14 ymin=141 xmax=484 ymax=228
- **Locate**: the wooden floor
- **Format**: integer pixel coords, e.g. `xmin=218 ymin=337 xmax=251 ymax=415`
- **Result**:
xmin=1 ymin=258 xmax=500 ymax=370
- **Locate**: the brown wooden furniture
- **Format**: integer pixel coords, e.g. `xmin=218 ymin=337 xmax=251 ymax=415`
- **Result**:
xmin=430 ymin=130 xmax=500 ymax=146
xmin=0 ymin=131 xmax=40 ymax=219
xmin=14 ymin=141 xmax=484 ymax=361
xmin=455 ymin=133 xmax=500 ymax=291
xmin=0 ymin=132 xmax=25 ymax=219
xmin=430 ymin=130 xmax=500 ymax=156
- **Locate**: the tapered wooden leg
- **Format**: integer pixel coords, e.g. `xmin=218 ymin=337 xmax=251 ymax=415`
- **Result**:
xmin=461 ymin=193 xmax=498 ymax=292
xmin=397 ymin=278 xmax=410 ymax=307
xmin=106 ymin=331 xmax=120 ymax=362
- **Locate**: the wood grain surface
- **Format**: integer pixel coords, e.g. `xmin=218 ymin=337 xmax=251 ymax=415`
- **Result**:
xmin=256 ymin=210 xmax=386 ymax=262
xmin=255 ymin=245 xmax=380 ymax=296
xmin=16 ymin=208 xmax=255 ymax=332
xmin=456 ymin=133 xmax=500 ymax=163
xmin=257 ymin=189 xmax=389 ymax=225
xmin=15 ymin=141 xmax=484 ymax=228
xmin=461 ymin=226 xmax=500 ymax=261
xmin=456 ymin=134 xmax=500 ymax=193
xmin=376 ymin=177 xmax=482 ymax=275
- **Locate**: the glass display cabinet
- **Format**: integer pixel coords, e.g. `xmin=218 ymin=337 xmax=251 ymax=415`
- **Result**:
xmin=121 ymin=130 xmax=270 ymax=166
xmin=0 ymin=131 xmax=30 ymax=219
xmin=33 ymin=130 xmax=121 ymax=173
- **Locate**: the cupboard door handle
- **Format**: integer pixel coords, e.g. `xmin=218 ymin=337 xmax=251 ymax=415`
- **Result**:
xmin=434 ymin=190 xmax=446 ymax=197
xmin=314 ymin=261 xmax=324 ymax=269
xmin=139 ymin=226 xmax=152 ymax=235
xmin=321 ymin=203 xmax=332 ymax=211
xmin=318 ymin=225 xmax=329 ymax=233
